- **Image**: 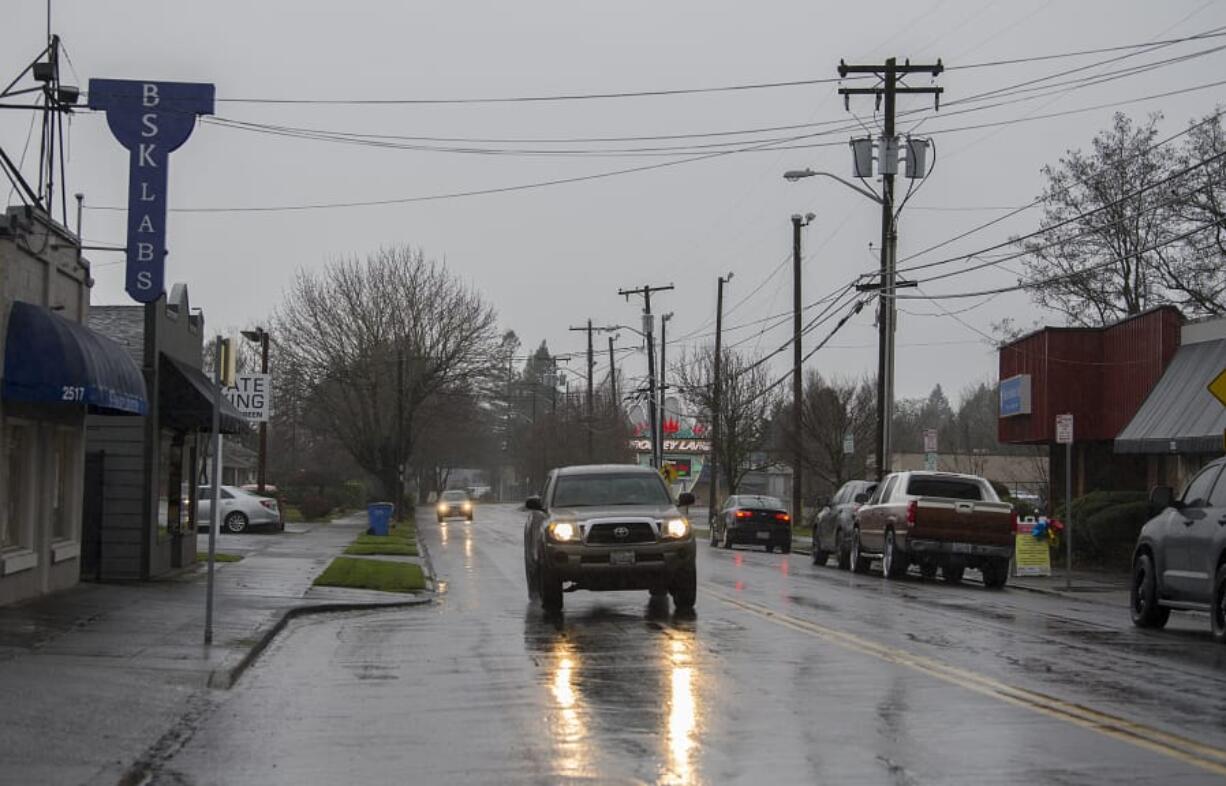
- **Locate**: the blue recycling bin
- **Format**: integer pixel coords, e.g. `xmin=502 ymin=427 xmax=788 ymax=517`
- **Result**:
xmin=366 ymin=502 xmax=394 ymax=536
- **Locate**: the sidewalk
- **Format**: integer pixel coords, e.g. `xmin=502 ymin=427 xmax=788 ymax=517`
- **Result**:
xmin=0 ymin=514 xmax=432 ymax=786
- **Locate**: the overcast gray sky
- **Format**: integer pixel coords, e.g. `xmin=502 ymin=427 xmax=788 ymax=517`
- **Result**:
xmin=3 ymin=0 xmax=1224 ymax=405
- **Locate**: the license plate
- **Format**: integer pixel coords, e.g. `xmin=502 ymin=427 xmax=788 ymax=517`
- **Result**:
xmin=952 ymin=543 xmax=972 ymax=554
xmin=756 ymin=531 xmax=771 ymax=540
xmin=610 ymin=550 xmax=635 ymax=566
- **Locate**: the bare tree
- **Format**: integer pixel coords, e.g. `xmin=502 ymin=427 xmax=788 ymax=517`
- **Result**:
xmin=675 ymin=346 xmax=780 ymax=495
xmin=274 ymin=245 xmax=497 ymax=503
xmin=1018 ymin=111 xmax=1226 ymax=326
xmin=784 ymin=371 xmax=875 ymax=500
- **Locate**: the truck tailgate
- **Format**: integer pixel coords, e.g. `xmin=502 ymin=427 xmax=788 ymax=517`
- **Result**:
xmin=911 ymin=498 xmax=1013 ymax=547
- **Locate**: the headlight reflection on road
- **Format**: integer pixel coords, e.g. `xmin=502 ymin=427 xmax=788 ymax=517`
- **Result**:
xmin=663 ymin=635 xmax=699 ymax=786
xmin=548 ymin=641 xmax=590 ymax=777
xmin=438 ymin=522 xmax=449 ymax=546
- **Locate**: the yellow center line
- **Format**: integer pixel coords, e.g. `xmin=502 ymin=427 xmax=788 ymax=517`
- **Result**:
xmin=709 ymin=588 xmax=1226 ymax=777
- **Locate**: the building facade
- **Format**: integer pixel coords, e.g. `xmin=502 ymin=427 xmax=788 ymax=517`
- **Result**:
xmin=84 ymin=284 xmax=245 ymax=581
xmin=0 ymin=206 xmax=147 ymax=605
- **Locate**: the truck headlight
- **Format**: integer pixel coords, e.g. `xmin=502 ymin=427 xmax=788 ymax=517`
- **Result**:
xmin=664 ymin=518 xmax=689 ymax=539
xmin=548 ymin=521 xmax=578 ymax=542
xmin=437 ymin=503 xmax=447 ymax=513
xmin=462 ymin=501 xmax=472 ymax=511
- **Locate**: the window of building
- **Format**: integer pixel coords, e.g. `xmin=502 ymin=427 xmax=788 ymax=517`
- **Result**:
xmin=51 ymin=427 xmax=80 ymax=541
xmin=2 ymin=421 xmax=33 ymax=550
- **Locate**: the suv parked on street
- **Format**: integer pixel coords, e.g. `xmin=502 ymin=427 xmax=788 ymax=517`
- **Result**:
xmin=853 ymin=471 xmax=1015 ymax=587
xmin=812 ymin=480 xmax=876 ymax=569
xmin=1130 ymin=457 xmax=1226 ymax=642
xmin=522 ymin=464 xmax=696 ymax=612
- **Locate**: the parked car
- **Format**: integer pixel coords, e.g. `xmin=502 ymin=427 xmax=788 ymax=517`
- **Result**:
xmin=195 ymin=485 xmax=283 ymax=533
xmin=437 ymin=489 xmax=474 ymax=522
xmin=853 ymin=471 xmax=1015 ymax=587
xmin=522 ymin=464 xmax=696 ymax=612
xmin=812 ymin=480 xmax=877 ymax=569
xmin=710 ymin=494 xmax=792 ymax=553
xmin=1130 ymin=457 xmax=1226 ymax=642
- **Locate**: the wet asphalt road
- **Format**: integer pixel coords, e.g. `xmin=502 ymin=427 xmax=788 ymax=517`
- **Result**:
xmin=154 ymin=504 xmax=1226 ymax=785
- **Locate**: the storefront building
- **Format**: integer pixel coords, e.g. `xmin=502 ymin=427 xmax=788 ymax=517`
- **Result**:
xmin=84 ymin=284 xmax=245 ymax=581
xmin=998 ymin=306 xmax=1226 ymax=496
xmin=0 ymin=206 xmax=148 ymax=606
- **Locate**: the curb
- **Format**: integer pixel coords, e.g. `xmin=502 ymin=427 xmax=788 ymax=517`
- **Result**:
xmin=418 ymin=538 xmax=439 ymax=593
xmin=208 ymin=595 xmax=433 ymax=690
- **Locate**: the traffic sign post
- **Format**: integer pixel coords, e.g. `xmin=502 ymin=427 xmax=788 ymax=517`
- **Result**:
xmin=923 ymin=429 xmax=938 ymax=471
xmin=1056 ymin=414 xmax=1074 ymax=589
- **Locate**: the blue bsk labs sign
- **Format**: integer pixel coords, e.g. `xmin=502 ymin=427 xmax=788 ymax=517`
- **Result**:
xmin=88 ymin=79 xmax=214 ymax=303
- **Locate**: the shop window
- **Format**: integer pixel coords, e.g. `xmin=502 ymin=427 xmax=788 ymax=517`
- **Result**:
xmin=51 ymin=428 xmax=80 ymax=541
xmin=2 ymin=421 xmax=33 ymax=550
xmin=157 ymin=432 xmax=187 ymax=540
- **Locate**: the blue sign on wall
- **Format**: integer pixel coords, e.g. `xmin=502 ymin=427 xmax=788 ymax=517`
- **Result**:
xmin=999 ymin=374 xmax=1032 ymax=418
xmin=88 ymin=79 xmax=214 ymax=303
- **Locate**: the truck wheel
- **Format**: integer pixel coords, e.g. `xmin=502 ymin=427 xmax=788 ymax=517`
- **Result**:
xmin=539 ymin=567 xmax=563 ymax=612
xmin=1212 ymin=565 xmax=1226 ymax=643
xmin=883 ymin=529 xmax=908 ymax=579
xmin=1130 ymin=553 xmax=1169 ymax=629
xmin=941 ymin=565 xmax=965 ymax=585
xmin=850 ymin=528 xmax=872 ymax=574
xmin=981 ymin=558 xmax=1009 ymax=589
xmin=781 ymin=541 xmax=791 ymax=555
xmin=670 ymin=565 xmax=697 ymax=611
xmin=525 ymin=560 xmax=540 ymax=601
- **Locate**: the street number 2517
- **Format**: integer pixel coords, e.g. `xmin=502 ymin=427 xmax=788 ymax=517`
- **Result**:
xmin=61 ymin=386 xmax=86 ymax=401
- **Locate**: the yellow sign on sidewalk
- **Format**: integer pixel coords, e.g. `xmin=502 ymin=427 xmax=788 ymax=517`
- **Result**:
xmin=1014 ymin=519 xmax=1052 ymax=577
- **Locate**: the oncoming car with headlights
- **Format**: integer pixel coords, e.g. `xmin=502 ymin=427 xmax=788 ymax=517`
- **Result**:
xmin=437 ymin=489 xmax=474 ymax=522
xmin=523 ymin=464 xmax=697 ymax=612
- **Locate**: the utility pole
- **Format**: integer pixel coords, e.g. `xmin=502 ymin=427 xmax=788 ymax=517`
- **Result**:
xmin=791 ymin=214 xmax=813 ymax=525
xmin=569 ymin=320 xmax=596 ymax=462
xmin=707 ymin=273 xmax=733 ymax=524
xmin=659 ymin=312 xmax=674 ymax=466
xmin=839 ymin=56 xmax=943 ymax=480
xmin=607 ymin=335 xmax=618 ymax=405
xmin=618 ymin=283 xmax=674 ymax=468
xmin=396 ymin=347 xmax=405 ymax=519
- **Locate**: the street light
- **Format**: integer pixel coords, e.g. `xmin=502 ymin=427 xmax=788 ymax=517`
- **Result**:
xmin=785 ymin=165 xmax=897 ymax=482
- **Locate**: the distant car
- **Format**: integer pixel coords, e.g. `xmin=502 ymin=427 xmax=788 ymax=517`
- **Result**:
xmin=195 ymin=485 xmax=282 ymax=533
xmin=710 ymin=494 xmax=792 ymax=553
xmin=1130 ymin=457 xmax=1226 ymax=642
xmin=522 ymin=464 xmax=697 ymax=612
xmin=812 ymin=480 xmax=877 ymax=569
xmin=437 ymin=489 xmax=474 ymax=522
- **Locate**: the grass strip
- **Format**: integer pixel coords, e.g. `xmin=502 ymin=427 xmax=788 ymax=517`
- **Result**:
xmin=314 ymin=557 xmax=425 ymax=593
xmin=195 ymin=552 xmax=243 ymax=563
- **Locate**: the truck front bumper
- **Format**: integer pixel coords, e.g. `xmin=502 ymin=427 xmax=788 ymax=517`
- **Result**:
xmin=544 ymin=539 xmax=696 ymax=590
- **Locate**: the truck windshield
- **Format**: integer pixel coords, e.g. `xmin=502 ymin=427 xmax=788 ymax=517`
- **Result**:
xmin=552 ymin=474 xmax=672 ymax=508
xmin=906 ymin=477 xmax=989 ymax=501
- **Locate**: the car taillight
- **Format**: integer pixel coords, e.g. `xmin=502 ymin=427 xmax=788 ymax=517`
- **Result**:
xmin=260 ymin=499 xmax=277 ymax=511
xmin=906 ymin=500 xmax=917 ymax=527
xmin=735 ymin=510 xmax=752 ymax=519
xmin=774 ymin=512 xmax=790 ymax=523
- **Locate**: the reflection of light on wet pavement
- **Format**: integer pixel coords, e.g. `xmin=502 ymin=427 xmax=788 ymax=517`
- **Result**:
xmin=734 ymin=553 xmax=743 ymax=567
xmin=734 ymin=580 xmax=745 ymax=592
xmin=662 ymin=636 xmax=699 ymax=786
xmin=779 ymin=558 xmax=789 ymax=576
xmin=463 ymin=530 xmax=473 ymax=562
xmin=548 ymin=641 xmax=590 ymax=777
xmin=438 ymin=522 xmax=449 ymax=546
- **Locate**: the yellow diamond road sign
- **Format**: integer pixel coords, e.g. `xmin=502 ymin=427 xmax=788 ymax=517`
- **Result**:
xmin=1210 ymin=368 xmax=1226 ymax=408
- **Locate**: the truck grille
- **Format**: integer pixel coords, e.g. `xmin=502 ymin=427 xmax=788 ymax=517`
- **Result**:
xmin=586 ymin=522 xmax=657 ymax=544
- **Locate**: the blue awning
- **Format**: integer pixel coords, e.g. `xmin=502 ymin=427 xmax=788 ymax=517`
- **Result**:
xmin=3 ymin=301 xmax=148 ymax=415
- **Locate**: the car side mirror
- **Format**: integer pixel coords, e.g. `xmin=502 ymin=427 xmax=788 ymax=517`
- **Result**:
xmin=677 ymin=492 xmax=696 ymax=507
xmin=525 ymin=495 xmax=544 ymax=512
xmin=854 ymin=492 xmax=870 ymax=504
xmin=1148 ymin=485 xmax=1176 ymax=514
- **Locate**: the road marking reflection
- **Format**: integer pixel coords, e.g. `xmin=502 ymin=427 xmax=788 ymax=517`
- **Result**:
xmin=710 ymin=589 xmax=1226 ymax=778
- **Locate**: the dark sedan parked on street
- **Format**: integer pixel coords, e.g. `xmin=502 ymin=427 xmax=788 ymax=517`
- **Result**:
xmin=1130 ymin=456 xmax=1226 ymax=642
xmin=811 ymin=480 xmax=876 ymax=569
xmin=710 ymin=494 xmax=792 ymax=552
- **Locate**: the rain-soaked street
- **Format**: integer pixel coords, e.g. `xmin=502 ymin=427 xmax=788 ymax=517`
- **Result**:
xmin=153 ymin=504 xmax=1226 ymax=785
